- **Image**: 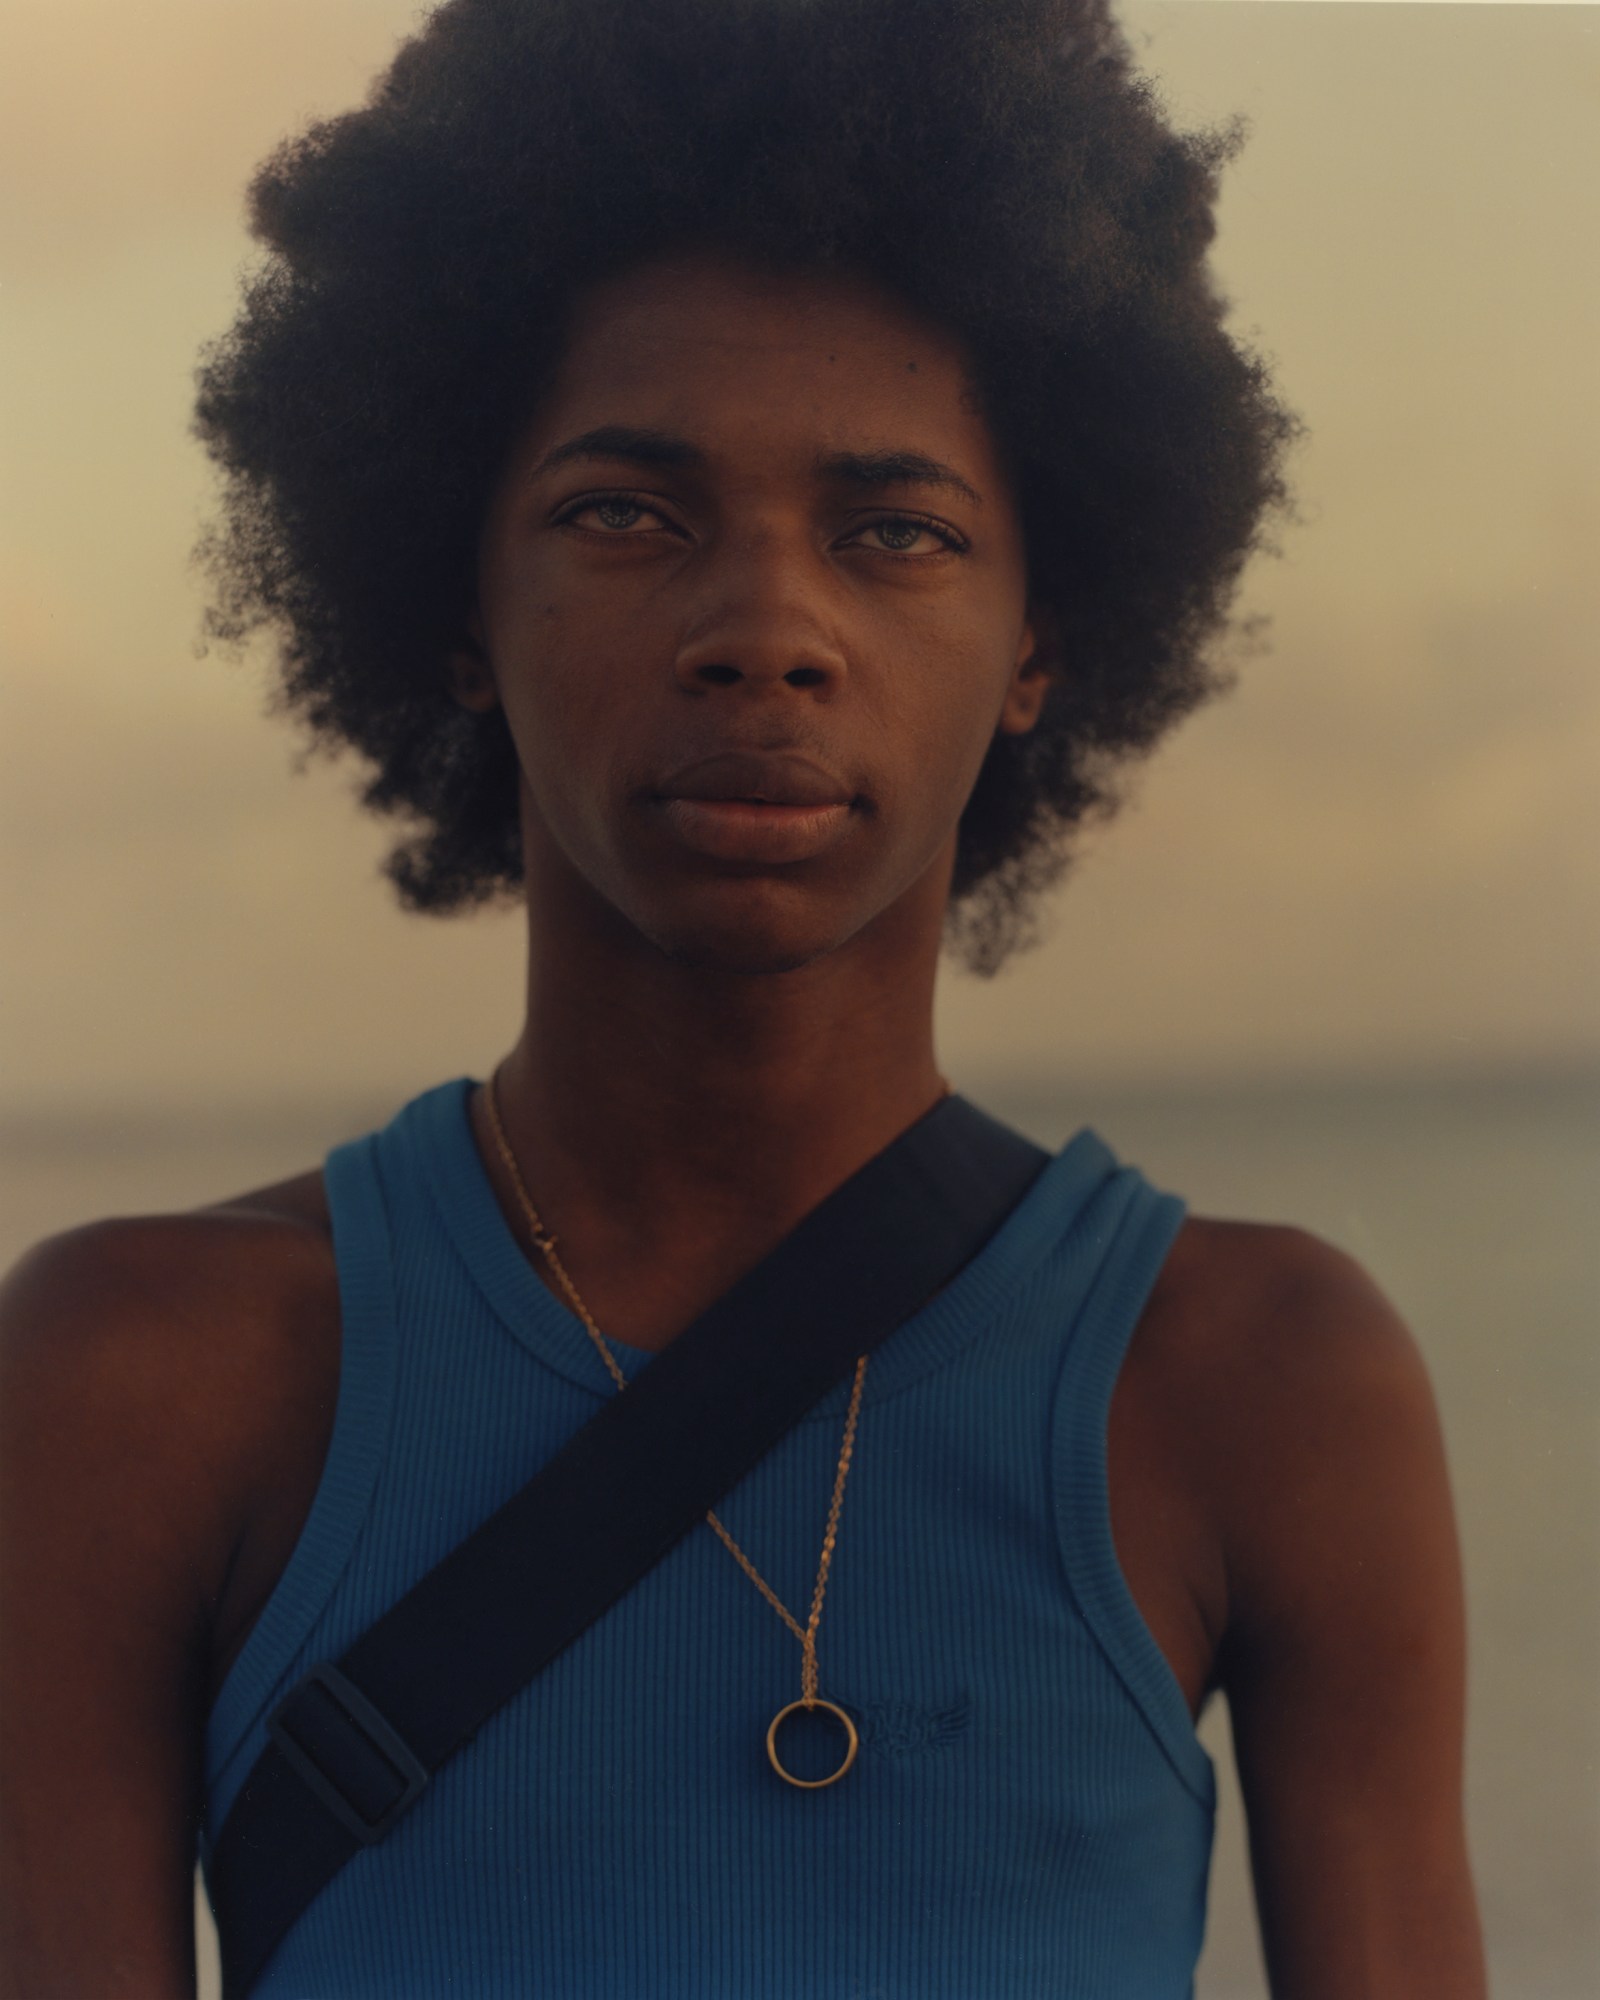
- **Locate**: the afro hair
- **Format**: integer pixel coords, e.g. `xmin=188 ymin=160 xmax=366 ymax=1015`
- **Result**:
xmin=194 ymin=0 xmax=1296 ymax=973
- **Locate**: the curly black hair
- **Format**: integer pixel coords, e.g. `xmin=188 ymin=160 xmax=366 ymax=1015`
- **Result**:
xmin=194 ymin=0 xmax=1295 ymax=975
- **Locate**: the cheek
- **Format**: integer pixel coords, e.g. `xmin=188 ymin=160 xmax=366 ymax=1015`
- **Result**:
xmin=484 ymin=566 xmax=621 ymax=742
xmin=487 ymin=613 xmax=634 ymax=847
xmin=873 ymin=623 xmax=1020 ymax=812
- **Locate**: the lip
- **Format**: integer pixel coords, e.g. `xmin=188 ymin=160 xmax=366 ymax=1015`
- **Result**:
xmin=650 ymin=752 xmax=861 ymax=865
xmin=655 ymin=796 xmax=855 ymax=864
xmin=655 ymin=751 xmax=856 ymax=810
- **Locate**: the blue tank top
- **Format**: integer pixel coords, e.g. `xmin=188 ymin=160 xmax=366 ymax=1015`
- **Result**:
xmin=200 ymin=1079 xmax=1214 ymax=1996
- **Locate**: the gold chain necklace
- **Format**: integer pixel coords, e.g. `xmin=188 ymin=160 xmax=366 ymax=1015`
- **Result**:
xmin=483 ymin=1068 xmax=867 ymax=1789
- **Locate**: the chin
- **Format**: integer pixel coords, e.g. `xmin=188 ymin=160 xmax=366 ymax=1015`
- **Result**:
xmin=636 ymin=882 xmax=870 ymax=978
xmin=650 ymin=920 xmax=841 ymax=978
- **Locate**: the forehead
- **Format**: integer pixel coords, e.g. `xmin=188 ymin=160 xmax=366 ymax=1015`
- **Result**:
xmin=524 ymin=252 xmax=999 ymax=475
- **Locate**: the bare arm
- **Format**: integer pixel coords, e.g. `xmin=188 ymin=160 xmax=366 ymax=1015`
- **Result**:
xmin=0 ymin=1226 xmax=221 ymax=1997
xmin=1214 ymin=1236 xmax=1485 ymax=1997
xmin=0 ymin=1196 xmax=335 ymax=2000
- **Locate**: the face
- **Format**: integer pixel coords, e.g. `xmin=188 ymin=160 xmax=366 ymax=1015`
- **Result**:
xmin=456 ymin=252 xmax=1050 ymax=975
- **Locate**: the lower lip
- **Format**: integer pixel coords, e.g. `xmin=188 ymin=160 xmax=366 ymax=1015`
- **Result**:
xmin=656 ymin=797 xmax=855 ymax=864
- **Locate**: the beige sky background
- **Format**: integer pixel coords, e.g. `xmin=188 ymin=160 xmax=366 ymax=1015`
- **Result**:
xmin=2 ymin=0 xmax=1596 ymax=1118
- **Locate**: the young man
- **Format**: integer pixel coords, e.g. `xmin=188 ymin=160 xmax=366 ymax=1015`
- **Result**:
xmin=0 ymin=0 xmax=1484 ymax=1993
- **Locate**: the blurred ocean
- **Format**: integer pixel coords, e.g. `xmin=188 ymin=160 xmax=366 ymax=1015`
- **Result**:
xmin=3 ymin=1066 xmax=1595 ymax=1998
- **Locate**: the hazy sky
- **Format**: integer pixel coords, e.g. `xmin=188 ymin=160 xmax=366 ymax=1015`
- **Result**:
xmin=3 ymin=1 xmax=1596 ymax=1115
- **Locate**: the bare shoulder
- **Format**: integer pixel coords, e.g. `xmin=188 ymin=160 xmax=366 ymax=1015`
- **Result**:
xmin=0 ymin=1173 xmax=342 ymax=1992
xmin=0 ymin=1169 xmax=342 ymax=1688
xmin=1 ymin=1170 xmax=337 ymax=1484
xmin=1171 ymin=1214 xmax=1458 ymax=1639
xmin=1120 ymin=1217 xmax=1482 ymax=1991
xmin=1108 ymin=1215 xmax=1445 ymax=1709
xmin=1139 ymin=1213 xmax=1426 ymax=1385
xmin=1124 ymin=1215 xmax=1442 ymax=1507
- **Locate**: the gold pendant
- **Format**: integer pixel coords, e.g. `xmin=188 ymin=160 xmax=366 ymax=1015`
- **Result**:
xmin=766 ymin=1697 xmax=859 ymax=1789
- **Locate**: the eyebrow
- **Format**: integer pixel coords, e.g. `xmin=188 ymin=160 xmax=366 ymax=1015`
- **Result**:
xmin=530 ymin=425 xmax=704 ymax=479
xmin=816 ymin=448 xmax=983 ymax=510
xmin=529 ymin=425 xmax=983 ymax=508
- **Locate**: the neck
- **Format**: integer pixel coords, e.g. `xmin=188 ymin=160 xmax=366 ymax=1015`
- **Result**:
xmin=506 ymin=924 xmax=946 ymax=1214
xmin=477 ymin=866 xmax=950 ymax=1345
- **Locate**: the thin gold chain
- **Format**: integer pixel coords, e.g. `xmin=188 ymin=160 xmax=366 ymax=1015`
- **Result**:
xmin=482 ymin=1068 xmax=867 ymax=1707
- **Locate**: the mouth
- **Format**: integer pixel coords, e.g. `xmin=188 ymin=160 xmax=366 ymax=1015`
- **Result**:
xmin=650 ymin=751 xmax=863 ymax=864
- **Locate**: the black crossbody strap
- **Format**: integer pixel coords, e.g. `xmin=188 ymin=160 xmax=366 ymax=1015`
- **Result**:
xmin=209 ymin=1093 xmax=1049 ymax=1996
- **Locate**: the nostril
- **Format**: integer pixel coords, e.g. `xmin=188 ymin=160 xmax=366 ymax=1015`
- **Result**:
xmin=785 ymin=667 xmax=828 ymax=689
xmin=697 ymin=664 xmax=741 ymax=687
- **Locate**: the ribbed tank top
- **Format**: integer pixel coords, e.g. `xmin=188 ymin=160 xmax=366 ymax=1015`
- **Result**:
xmin=200 ymin=1079 xmax=1215 ymax=1997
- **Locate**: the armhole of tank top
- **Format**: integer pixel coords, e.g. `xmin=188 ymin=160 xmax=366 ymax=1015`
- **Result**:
xmin=1048 ymin=1179 xmax=1215 ymax=1809
xmin=203 ymin=1129 xmax=401 ymax=1800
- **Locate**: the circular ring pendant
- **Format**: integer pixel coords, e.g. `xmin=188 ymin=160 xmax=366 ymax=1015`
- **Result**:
xmin=766 ymin=1697 xmax=860 ymax=1789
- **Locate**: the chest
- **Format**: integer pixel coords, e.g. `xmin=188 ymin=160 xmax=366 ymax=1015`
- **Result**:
xmin=214 ymin=1374 xmax=1218 ymax=1999
xmin=209 ymin=1269 xmax=1226 ymax=1724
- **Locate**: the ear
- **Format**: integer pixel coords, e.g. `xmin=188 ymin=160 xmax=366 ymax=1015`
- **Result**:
xmin=448 ymin=614 xmax=501 ymax=714
xmin=995 ymin=602 xmax=1057 ymax=738
xmin=444 ymin=624 xmax=500 ymax=720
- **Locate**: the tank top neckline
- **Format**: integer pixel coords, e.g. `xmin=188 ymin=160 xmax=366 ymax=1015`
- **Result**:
xmin=402 ymin=1077 xmax=1119 ymax=1419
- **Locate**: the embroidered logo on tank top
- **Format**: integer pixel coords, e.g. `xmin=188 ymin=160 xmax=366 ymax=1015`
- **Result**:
xmin=851 ymin=1691 xmax=972 ymax=1758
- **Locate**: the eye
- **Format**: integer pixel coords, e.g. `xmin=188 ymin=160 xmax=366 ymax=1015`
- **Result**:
xmin=554 ymin=492 xmax=675 ymax=535
xmin=848 ymin=514 xmax=968 ymax=557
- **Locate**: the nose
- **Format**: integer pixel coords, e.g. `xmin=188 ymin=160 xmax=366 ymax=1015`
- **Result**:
xmin=670 ymin=527 xmax=850 ymax=699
